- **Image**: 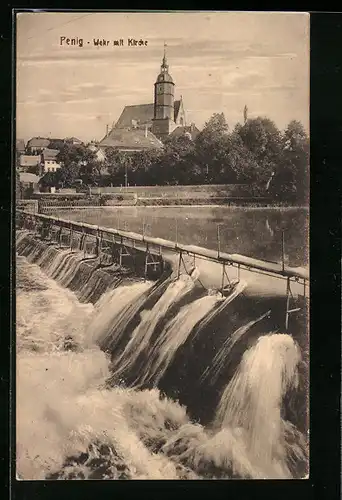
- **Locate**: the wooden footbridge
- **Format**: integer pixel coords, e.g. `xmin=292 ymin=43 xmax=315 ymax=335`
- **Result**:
xmin=17 ymin=210 xmax=309 ymax=330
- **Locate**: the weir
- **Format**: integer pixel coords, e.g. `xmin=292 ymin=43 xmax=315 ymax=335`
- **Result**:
xmin=17 ymin=209 xmax=309 ymax=329
xmin=16 ymin=215 xmax=309 ymax=480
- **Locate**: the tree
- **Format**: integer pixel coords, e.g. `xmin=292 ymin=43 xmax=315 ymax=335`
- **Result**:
xmin=104 ymin=148 xmax=133 ymax=187
xmin=235 ymin=117 xmax=283 ymax=183
xmin=54 ymin=161 xmax=81 ymax=188
xmin=26 ymin=164 xmax=40 ymax=175
xmin=270 ymin=120 xmax=309 ymax=203
xmin=195 ymin=113 xmax=230 ymax=183
xmin=51 ymin=143 xmax=97 ymax=187
xmin=222 ymin=132 xmax=260 ymax=183
xmin=48 ymin=139 xmax=65 ymax=151
xmin=39 ymin=171 xmax=60 ymax=189
xmin=57 ymin=143 xmax=96 ymax=167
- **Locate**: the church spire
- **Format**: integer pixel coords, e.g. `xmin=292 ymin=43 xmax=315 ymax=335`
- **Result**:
xmin=161 ymin=42 xmax=169 ymax=72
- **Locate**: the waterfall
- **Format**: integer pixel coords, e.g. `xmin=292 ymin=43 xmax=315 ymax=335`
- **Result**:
xmin=201 ymin=310 xmax=271 ymax=385
xmin=135 ymin=293 xmax=223 ymax=388
xmin=110 ymin=272 xmax=198 ymax=382
xmin=213 ymin=333 xmax=303 ymax=478
xmin=85 ymin=282 xmax=153 ymax=348
xmin=191 ymin=280 xmax=247 ymax=342
xmin=16 ymin=229 xmax=308 ymax=480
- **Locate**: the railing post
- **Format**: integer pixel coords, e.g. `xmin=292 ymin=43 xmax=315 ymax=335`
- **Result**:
xmin=69 ymin=221 xmax=73 ymax=251
xmin=221 ymin=263 xmax=225 ymax=295
xmin=281 ymin=230 xmax=285 ymax=272
xmin=58 ymin=225 xmax=63 ymax=247
xmin=177 ymin=251 xmax=182 ymax=279
xmin=144 ymin=243 xmax=149 ymax=280
xmin=285 ymin=277 xmax=290 ymax=331
xmin=175 ymin=219 xmax=178 ymax=247
xmin=217 ymin=224 xmax=221 ymax=259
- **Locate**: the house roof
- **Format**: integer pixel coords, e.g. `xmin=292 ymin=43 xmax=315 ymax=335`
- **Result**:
xmin=115 ymin=101 xmax=182 ymax=129
xmin=42 ymin=148 xmax=59 ymax=160
xmin=16 ymin=139 xmax=25 ymax=152
xmin=20 ymin=155 xmax=41 ymax=167
xmin=169 ymin=124 xmax=200 ymax=141
xmin=27 ymin=137 xmax=50 ymax=148
xmin=65 ymin=136 xmax=82 ymax=143
xmin=20 ymin=172 xmax=40 ymax=184
xmin=99 ymin=128 xmax=163 ymax=151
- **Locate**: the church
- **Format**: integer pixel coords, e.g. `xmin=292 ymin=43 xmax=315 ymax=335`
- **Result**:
xmin=98 ymin=46 xmax=199 ymax=153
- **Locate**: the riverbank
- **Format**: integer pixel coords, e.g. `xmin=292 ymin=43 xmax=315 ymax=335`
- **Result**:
xmin=18 ymin=200 xmax=309 ymax=214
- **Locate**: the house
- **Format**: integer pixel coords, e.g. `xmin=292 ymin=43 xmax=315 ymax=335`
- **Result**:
xmin=88 ymin=142 xmax=106 ymax=162
xmin=19 ymin=155 xmax=41 ymax=172
xmin=41 ymin=148 xmax=62 ymax=173
xmin=16 ymin=170 xmax=21 ymax=200
xmin=26 ymin=137 xmax=50 ymax=155
xmin=19 ymin=172 xmax=40 ymax=197
xmin=98 ymin=127 xmax=163 ymax=153
xmin=169 ymin=123 xmax=200 ymax=141
xmin=65 ymin=136 xmax=83 ymax=145
xmin=16 ymin=139 xmax=26 ymax=154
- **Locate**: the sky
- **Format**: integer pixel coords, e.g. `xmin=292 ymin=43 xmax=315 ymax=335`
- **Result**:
xmin=16 ymin=11 xmax=310 ymax=143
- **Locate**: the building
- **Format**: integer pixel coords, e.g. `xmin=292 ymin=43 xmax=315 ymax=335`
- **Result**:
xmin=26 ymin=137 xmax=50 ymax=155
xmin=88 ymin=142 xmax=107 ymax=162
xmin=19 ymin=155 xmax=41 ymax=172
xmin=16 ymin=170 xmax=21 ymax=200
xmin=98 ymin=46 xmax=197 ymax=152
xmin=65 ymin=136 xmax=83 ymax=145
xmin=16 ymin=139 xmax=26 ymax=155
xmin=169 ymin=123 xmax=200 ymax=141
xmin=19 ymin=172 xmax=40 ymax=197
xmin=41 ymin=148 xmax=62 ymax=173
xmin=99 ymin=127 xmax=163 ymax=153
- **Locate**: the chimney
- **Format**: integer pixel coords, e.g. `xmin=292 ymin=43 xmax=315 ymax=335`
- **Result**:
xmin=145 ymin=125 xmax=148 ymax=138
xmin=106 ymin=124 xmax=109 ymax=137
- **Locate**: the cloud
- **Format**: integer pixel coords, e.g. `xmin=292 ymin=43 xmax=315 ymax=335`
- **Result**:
xmin=18 ymin=58 xmax=110 ymax=68
xmin=247 ymin=52 xmax=298 ymax=60
xmin=52 ymin=111 xmax=98 ymax=121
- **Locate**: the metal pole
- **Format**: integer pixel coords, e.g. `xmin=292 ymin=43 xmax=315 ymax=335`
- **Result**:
xmin=221 ymin=263 xmax=225 ymax=295
xmin=175 ymin=219 xmax=178 ymax=247
xmin=144 ymin=243 xmax=149 ymax=280
xmin=69 ymin=221 xmax=73 ymax=251
xmin=217 ymin=224 xmax=221 ymax=259
xmin=177 ymin=251 xmax=182 ymax=279
xmin=281 ymin=230 xmax=285 ymax=272
xmin=285 ymin=278 xmax=290 ymax=331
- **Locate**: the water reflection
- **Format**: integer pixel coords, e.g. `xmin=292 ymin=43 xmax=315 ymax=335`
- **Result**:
xmin=56 ymin=207 xmax=309 ymax=267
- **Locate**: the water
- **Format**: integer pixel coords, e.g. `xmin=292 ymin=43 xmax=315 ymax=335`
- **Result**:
xmin=109 ymin=274 xmax=198 ymax=383
xmin=16 ymin=232 xmax=308 ymax=480
xmin=53 ymin=206 xmax=309 ymax=267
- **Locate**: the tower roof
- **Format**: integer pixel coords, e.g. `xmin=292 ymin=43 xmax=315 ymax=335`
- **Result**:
xmin=156 ymin=43 xmax=174 ymax=84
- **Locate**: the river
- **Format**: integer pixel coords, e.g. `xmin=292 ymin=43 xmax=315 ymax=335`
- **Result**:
xmin=51 ymin=206 xmax=309 ymax=267
xmin=15 ymin=206 xmax=309 ymax=480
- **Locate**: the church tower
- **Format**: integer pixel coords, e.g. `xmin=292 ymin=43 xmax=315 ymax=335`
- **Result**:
xmin=152 ymin=44 xmax=176 ymax=140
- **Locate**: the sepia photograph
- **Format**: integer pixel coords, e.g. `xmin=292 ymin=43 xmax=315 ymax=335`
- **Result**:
xmin=15 ymin=10 xmax=309 ymax=480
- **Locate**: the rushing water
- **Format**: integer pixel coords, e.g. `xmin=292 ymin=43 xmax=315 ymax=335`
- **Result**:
xmin=16 ymin=230 xmax=309 ymax=480
xmin=53 ymin=206 xmax=309 ymax=267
